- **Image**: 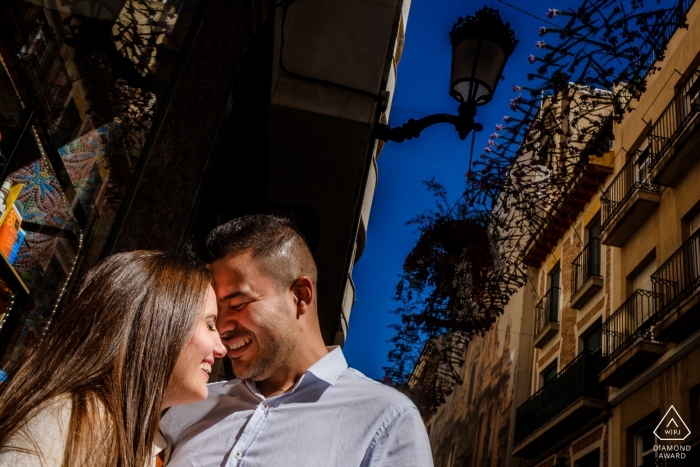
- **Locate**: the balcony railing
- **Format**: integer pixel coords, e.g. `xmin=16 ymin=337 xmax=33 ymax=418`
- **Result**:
xmin=535 ymin=286 xmax=560 ymax=338
xmin=647 ymin=70 xmax=700 ymax=171
xmin=514 ymin=350 xmax=604 ymax=444
xmin=601 ymin=149 xmax=660 ymax=232
xmin=4 ymin=1 xmax=73 ymax=122
xmin=572 ymin=239 xmax=601 ymax=297
xmin=601 ymin=290 xmax=662 ymax=366
xmin=16 ymin=52 xmax=71 ymax=119
xmin=652 ymin=229 xmax=700 ymax=319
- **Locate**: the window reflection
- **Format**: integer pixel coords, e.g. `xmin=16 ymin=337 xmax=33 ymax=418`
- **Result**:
xmin=0 ymin=0 xmax=198 ymax=381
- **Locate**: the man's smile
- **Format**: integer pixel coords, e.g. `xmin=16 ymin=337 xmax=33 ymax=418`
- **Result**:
xmin=227 ymin=337 xmax=252 ymax=350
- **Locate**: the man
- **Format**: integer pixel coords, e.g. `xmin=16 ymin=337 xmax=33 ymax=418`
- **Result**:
xmin=161 ymin=214 xmax=433 ymax=466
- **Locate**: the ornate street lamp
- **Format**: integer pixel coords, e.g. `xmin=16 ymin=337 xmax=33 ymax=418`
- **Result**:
xmin=375 ymin=7 xmax=517 ymax=142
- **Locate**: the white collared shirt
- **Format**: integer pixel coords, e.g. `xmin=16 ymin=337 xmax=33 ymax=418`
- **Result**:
xmin=160 ymin=347 xmax=433 ymax=466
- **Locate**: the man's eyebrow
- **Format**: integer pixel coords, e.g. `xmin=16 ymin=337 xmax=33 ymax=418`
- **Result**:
xmin=219 ymin=291 xmax=254 ymax=302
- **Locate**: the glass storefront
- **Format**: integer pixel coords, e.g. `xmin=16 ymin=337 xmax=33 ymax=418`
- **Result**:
xmin=0 ymin=0 xmax=199 ymax=387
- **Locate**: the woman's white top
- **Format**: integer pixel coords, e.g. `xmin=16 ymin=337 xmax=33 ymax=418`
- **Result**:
xmin=0 ymin=395 xmax=165 ymax=466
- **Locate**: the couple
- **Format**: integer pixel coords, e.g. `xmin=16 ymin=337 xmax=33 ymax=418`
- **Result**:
xmin=0 ymin=214 xmax=433 ymax=466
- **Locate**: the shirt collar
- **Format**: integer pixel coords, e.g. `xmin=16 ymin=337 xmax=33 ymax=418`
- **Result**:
xmin=305 ymin=346 xmax=347 ymax=386
xmin=244 ymin=346 xmax=348 ymax=399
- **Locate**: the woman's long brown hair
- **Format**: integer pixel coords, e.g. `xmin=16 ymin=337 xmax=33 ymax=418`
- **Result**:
xmin=0 ymin=250 xmax=212 ymax=466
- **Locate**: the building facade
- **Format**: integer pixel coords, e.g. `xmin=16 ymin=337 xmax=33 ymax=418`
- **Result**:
xmin=513 ymin=1 xmax=700 ymax=465
xmin=426 ymin=84 xmax=614 ymax=467
xmin=598 ymin=0 xmax=700 ymax=463
xmin=427 ymin=2 xmax=700 ymax=465
xmin=513 ymin=2 xmax=700 ymax=467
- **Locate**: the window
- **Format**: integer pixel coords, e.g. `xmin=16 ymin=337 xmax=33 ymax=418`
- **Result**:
xmin=586 ymin=216 xmax=602 ymax=278
xmin=633 ymin=257 xmax=657 ymax=294
xmin=688 ymin=210 xmax=700 ymax=237
xmin=467 ymin=363 xmax=477 ymax=404
xmin=540 ymin=359 xmax=558 ymax=388
xmin=686 ymin=75 xmax=700 ymax=113
xmin=690 ymin=384 xmax=700 ymax=436
xmin=547 ymin=265 xmax=561 ymax=322
xmin=634 ymin=143 xmax=652 ymax=185
xmin=635 ymin=420 xmax=658 ymax=467
xmin=575 ymin=449 xmax=600 ymax=467
xmin=582 ymin=320 xmax=602 ymax=353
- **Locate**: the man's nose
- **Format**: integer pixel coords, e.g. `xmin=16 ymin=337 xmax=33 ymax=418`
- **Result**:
xmin=216 ymin=312 xmax=238 ymax=335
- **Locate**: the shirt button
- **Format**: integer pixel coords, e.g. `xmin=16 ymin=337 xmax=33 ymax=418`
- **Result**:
xmin=234 ymin=451 xmax=244 ymax=459
xmin=261 ymin=403 xmax=269 ymax=411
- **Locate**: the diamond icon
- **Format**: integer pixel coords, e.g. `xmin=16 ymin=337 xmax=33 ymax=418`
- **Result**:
xmin=654 ymin=406 xmax=691 ymax=441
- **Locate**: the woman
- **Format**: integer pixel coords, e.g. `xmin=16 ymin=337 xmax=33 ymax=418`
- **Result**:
xmin=0 ymin=251 xmax=226 ymax=466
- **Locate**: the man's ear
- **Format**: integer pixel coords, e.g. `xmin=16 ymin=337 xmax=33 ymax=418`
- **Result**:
xmin=291 ymin=276 xmax=314 ymax=315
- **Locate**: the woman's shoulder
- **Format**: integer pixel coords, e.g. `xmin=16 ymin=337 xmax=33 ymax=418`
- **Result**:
xmin=0 ymin=394 xmax=74 ymax=466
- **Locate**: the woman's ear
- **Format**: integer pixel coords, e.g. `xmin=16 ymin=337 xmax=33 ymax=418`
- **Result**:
xmin=292 ymin=276 xmax=314 ymax=315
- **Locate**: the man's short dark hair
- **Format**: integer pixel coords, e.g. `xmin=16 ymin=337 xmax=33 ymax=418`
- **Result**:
xmin=202 ymin=214 xmax=318 ymax=291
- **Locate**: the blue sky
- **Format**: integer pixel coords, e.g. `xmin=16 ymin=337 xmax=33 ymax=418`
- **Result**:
xmin=343 ymin=0 xmax=576 ymax=380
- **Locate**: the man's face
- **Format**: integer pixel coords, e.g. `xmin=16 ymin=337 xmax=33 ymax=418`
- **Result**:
xmin=209 ymin=251 xmax=298 ymax=382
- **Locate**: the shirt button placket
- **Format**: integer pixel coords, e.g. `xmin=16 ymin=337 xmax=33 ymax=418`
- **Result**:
xmin=226 ymin=401 xmax=270 ymax=466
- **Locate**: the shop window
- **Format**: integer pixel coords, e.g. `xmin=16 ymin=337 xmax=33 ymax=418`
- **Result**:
xmin=0 ymin=0 xmax=201 ymax=385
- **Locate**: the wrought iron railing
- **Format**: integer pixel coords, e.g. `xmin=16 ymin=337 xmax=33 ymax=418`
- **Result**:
xmin=534 ymin=286 xmax=560 ymax=339
xmin=572 ymin=238 xmax=602 ymax=297
xmin=601 ymin=289 xmax=662 ymax=366
xmin=514 ymin=350 xmax=604 ymax=444
xmin=16 ymin=52 xmax=71 ymax=119
xmin=651 ymin=229 xmax=700 ymax=319
xmin=647 ymin=70 xmax=700 ymax=171
xmin=601 ymin=149 xmax=660 ymax=231
xmin=4 ymin=1 xmax=73 ymax=121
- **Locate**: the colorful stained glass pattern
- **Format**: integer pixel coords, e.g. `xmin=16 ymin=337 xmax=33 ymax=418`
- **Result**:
xmin=58 ymin=122 xmax=118 ymax=210
xmin=0 ymin=129 xmax=95 ymax=374
xmin=9 ymin=157 xmax=76 ymax=231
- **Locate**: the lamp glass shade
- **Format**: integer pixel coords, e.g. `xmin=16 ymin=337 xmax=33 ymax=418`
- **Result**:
xmin=451 ymin=37 xmax=506 ymax=105
xmin=449 ymin=8 xmax=517 ymax=105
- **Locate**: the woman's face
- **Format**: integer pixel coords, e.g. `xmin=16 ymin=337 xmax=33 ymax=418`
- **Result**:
xmin=162 ymin=285 xmax=226 ymax=409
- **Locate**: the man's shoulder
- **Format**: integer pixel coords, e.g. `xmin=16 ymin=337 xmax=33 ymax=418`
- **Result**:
xmin=336 ymin=367 xmax=416 ymax=408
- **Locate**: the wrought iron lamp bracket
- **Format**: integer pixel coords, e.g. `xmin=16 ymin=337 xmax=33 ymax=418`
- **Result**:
xmin=374 ymin=102 xmax=483 ymax=142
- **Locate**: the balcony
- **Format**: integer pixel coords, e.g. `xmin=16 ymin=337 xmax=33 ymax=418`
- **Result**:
xmin=651 ymin=229 xmax=700 ymax=342
xmin=512 ymin=350 xmax=606 ymax=458
xmin=533 ymin=286 xmax=560 ymax=349
xmin=4 ymin=2 xmax=73 ymax=124
xmin=599 ymin=290 xmax=665 ymax=387
xmin=647 ymin=70 xmax=700 ymax=186
xmin=570 ymin=238 xmax=603 ymax=309
xmin=600 ymin=149 xmax=661 ymax=247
